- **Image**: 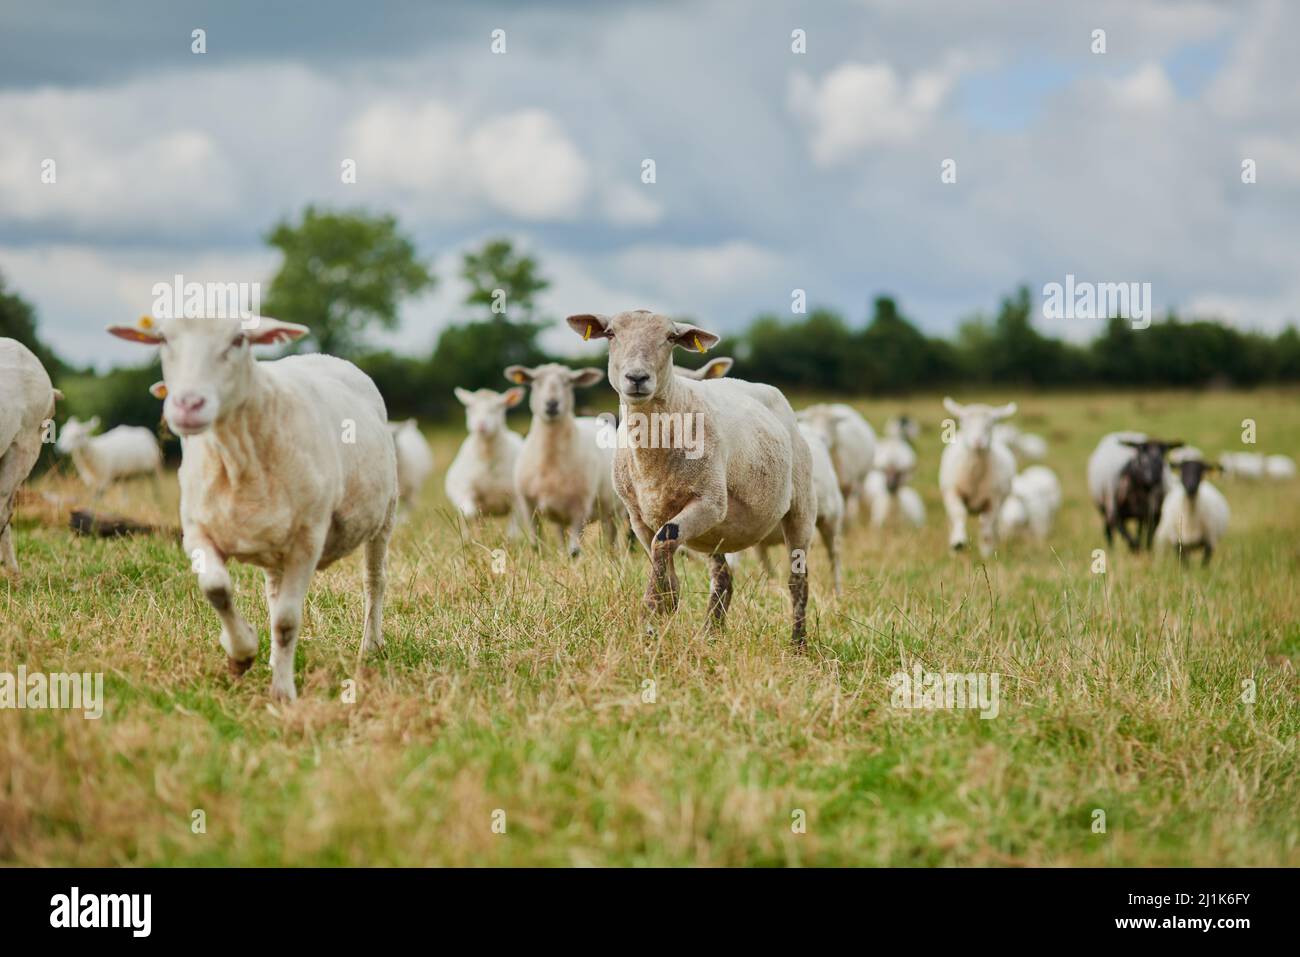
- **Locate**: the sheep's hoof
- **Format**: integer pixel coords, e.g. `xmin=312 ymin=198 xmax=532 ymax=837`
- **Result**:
xmin=228 ymin=655 xmax=256 ymax=677
xmin=790 ymin=635 xmax=807 ymax=653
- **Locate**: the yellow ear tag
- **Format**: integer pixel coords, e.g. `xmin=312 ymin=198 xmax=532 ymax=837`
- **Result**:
xmin=155 ymin=384 xmax=167 ymax=399
xmin=583 ymin=323 xmax=591 ymax=341
xmin=693 ymin=335 xmax=704 ymax=353
xmin=138 ymin=315 xmax=154 ymax=330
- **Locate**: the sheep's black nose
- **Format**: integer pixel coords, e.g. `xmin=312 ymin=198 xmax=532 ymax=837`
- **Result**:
xmin=545 ymin=400 xmax=560 ymax=416
xmin=625 ymin=372 xmax=650 ymax=389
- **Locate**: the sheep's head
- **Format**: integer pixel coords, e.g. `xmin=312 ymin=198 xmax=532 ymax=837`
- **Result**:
xmin=1176 ymin=458 xmax=1218 ymax=499
xmin=943 ymin=397 xmax=1017 ymax=452
xmin=454 ymin=386 xmax=524 ymax=437
xmin=56 ymin=415 xmax=99 ymax=453
xmin=1119 ymin=438 xmax=1183 ymax=488
xmin=796 ymin=404 xmax=850 ymax=452
xmin=107 ymin=315 xmax=307 ymax=435
xmin=566 ymin=311 xmax=719 ymax=406
xmin=504 ymin=363 xmax=604 ymax=422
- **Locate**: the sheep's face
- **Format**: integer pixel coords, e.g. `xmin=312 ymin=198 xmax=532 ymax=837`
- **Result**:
xmin=943 ymin=397 xmax=1017 ymax=452
xmin=107 ymin=316 xmax=308 ymax=436
xmin=455 ymin=387 xmax=524 ymax=437
xmin=56 ymin=416 xmax=99 ymax=453
xmin=504 ymin=363 xmax=604 ymax=423
xmin=1177 ymin=459 xmax=1216 ymax=498
xmin=1120 ymin=439 xmax=1183 ymax=488
xmin=796 ymin=405 xmax=846 ymax=452
xmin=565 ymin=311 xmax=720 ymax=406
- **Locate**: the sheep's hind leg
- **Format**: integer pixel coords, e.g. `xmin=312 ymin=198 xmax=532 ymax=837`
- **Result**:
xmin=707 ymin=553 xmax=733 ymax=627
xmin=362 ymin=503 xmax=396 ymax=655
xmin=781 ymin=511 xmax=816 ymax=648
xmin=267 ymin=552 xmax=319 ymax=703
xmin=818 ymin=517 xmax=842 ymax=596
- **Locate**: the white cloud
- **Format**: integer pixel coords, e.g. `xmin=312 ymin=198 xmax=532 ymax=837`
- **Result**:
xmin=788 ymin=61 xmax=957 ymax=165
xmin=1107 ymin=63 xmax=1177 ymax=111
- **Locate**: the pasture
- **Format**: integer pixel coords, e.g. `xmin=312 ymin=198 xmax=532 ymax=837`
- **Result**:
xmin=2 ymin=388 xmax=1297 ymax=866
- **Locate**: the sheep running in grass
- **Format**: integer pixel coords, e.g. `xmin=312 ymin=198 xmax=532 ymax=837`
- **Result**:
xmin=997 ymin=465 xmax=1062 ymax=543
xmin=866 ymin=415 xmax=925 ymax=528
xmin=108 ymin=315 xmax=398 ymax=702
xmin=505 ymin=363 xmax=622 ymax=556
xmin=0 ymin=338 xmax=61 ymax=576
xmin=1155 ymin=457 xmax=1229 ymax=565
xmin=56 ymin=416 xmax=162 ymax=496
xmin=796 ymin=403 xmax=876 ymax=523
xmin=445 ymin=387 xmax=530 ymax=538
xmin=567 ymin=310 xmax=816 ymax=644
xmin=939 ymin=397 xmax=1018 ymax=555
xmin=1087 ymin=432 xmax=1181 ymax=551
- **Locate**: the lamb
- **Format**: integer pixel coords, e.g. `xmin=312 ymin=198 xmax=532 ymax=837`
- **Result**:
xmin=796 ymin=402 xmax=876 ymax=521
xmin=1155 ymin=458 xmax=1229 ymax=565
xmin=56 ymin=416 xmax=162 ymax=495
xmin=1265 ymin=454 xmax=1297 ymax=480
xmin=938 ymin=397 xmax=1018 ymax=555
xmin=388 ymin=419 xmax=435 ymax=504
xmin=1087 ymin=431 xmax=1181 ymax=551
xmin=992 ymin=422 xmax=1048 ymax=465
xmin=108 ymin=315 xmax=398 ymax=702
xmin=997 ymin=465 xmax=1062 ymax=543
xmin=866 ymin=415 xmax=925 ymax=528
xmin=0 ymin=338 xmax=61 ymax=576
xmin=444 ymin=386 xmax=530 ymax=537
xmin=504 ymin=363 xmax=622 ymax=556
xmin=566 ymin=309 xmax=815 ymax=644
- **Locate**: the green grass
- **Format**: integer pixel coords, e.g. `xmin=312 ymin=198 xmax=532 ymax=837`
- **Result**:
xmin=2 ymin=388 xmax=1297 ymax=865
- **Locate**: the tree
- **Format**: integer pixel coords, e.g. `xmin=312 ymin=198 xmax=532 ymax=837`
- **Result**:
xmin=0 ymin=272 xmax=67 ymax=377
xmin=460 ymin=239 xmax=550 ymax=322
xmin=262 ymin=206 xmax=433 ymax=356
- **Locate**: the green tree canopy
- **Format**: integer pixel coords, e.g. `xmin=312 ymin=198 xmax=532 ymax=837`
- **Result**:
xmin=460 ymin=238 xmax=550 ymax=322
xmin=262 ymin=206 xmax=434 ymax=356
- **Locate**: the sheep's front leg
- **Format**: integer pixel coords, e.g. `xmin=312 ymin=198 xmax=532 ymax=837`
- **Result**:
xmin=943 ymin=489 xmax=969 ymax=550
xmin=267 ymin=554 xmax=318 ymax=703
xmin=0 ymin=521 xmax=16 ymax=576
xmin=977 ymin=507 xmax=999 ymax=557
xmin=189 ymin=537 xmax=258 ymax=676
xmin=646 ymin=492 xmax=726 ymax=618
xmin=706 ymin=553 xmax=733 ymax=626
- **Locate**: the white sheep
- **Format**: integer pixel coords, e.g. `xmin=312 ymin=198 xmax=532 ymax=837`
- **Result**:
xmin=567 ymin=310 xmax=816 ymax=643
xmin=938 ymin=397 xmax=1018 ymax=555
xmin=751 ymin=423 xmax=845 ymax=594
xmin=1265 ymin=454 xmax=1297 ymax=480
xmin=504 ymin=363 xmax=622 ymax=556
xmin=108 ymin=315 xmax=398 ymax=702
xmin=796 ymin=403 xmax=876 ymax=521
xmin=997 ymin=465 xmax=1062 ymax=543
xmin=993 ymin=422 xmax=1048 ymax=464
xmin=0 ymin=338 xmax=61 ymax=576
xmin=1155 ymin=458 xmax=1229 ymax=565
xmin=1219 ymin=451 xmax=1265 ymax=480
xmin=387 ymin=418 xmax=435 ymax=504
xmin=866 ymin=416 xmax=924 ymax=528
xmin=56 ymin=416 xmax=162 ymax=495
xmin=444 ymin=386 xmax=530 ymax=537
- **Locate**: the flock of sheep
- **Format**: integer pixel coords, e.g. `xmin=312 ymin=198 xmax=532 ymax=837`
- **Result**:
xmin=0 ymin=308 xmax=1294 ymax=702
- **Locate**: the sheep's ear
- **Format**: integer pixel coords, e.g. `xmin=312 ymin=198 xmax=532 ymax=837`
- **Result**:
xmin=566 ymin=314 xmax=611 ymax=340
xmin=1119 ymin=439 xmax=1141 ymax=448
xmin=244 ymin=317 xmax=308 ymax=345
xmin=502 ymin=387 xmax=526 ymax=408
xmin=570 ymin=367 xmax=606 ymax=388
xmin=454 ymin=387 xmax=476 ymax=406
xmin=995 ymin=402 xmax=1018 ymax=420
xmin=87 ymin=415 xmax=101 ymax=431
xmin=504 ymin=365 xmax=535 ymax=385
xmin=670 ymin=323 xmax=719 ymax=353
xmin=1163 ymin=440 xmax=1185 ymax=452
xmin=107 ymin=321 xmax=164 ymax=345
xmin=149 ymin=381 xmax=168 ymax=399
xmin=701 ymin=357 xmax=733 ymax=379
xmin=942 ymin=397 xmax=964 ymax=417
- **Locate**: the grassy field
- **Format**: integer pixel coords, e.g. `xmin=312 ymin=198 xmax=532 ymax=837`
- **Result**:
xmin=2 ymin=388 xmax=1298 ymax=866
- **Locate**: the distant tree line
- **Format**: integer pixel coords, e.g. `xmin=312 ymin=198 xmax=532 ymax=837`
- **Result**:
xmin=4 ymin=206 xmax=1299 ymax=447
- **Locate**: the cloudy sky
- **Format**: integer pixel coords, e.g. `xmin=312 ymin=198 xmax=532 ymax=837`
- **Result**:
xmin=2 ymin=0 xmax=1297 ymax=368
